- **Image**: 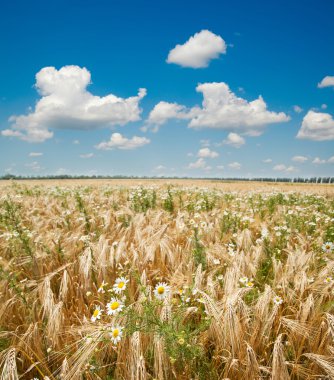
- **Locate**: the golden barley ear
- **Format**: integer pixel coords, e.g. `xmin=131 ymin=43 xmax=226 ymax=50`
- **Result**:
xmin=0 ymin=348 xmax=19 ymax=380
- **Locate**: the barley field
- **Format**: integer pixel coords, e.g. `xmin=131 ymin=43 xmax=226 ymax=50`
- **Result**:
xmin=0 ymin=180 xmax=334 ymax=380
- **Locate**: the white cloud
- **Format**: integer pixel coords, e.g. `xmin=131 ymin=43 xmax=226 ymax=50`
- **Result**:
xmin=95 ymin=132 xmax=150 ymax=150
xmin=292 ymin=155 xmax=308 ymax=163
xmin=197 ymin=147 xmax=219 ymax=158
xmin=321 ymin=104 xmax=327 ymax=110
xmin=273 ymin=164 xmax=296 ymax=173
xmin=29 ymin=152 xmax=43 ymax=157
xmin=297 ymin=110 xmax=334 ymax=141
xmin=147 ymin=82 xmax=289 ymax=135
xmin=79 ymin=153 xmax=94 ymax=158
xmin=293 ymin=105 xmax=303 ymax=113
xmin=262 ymin=158 xmax=272 ymax=163
xmin=222 ymin=132 xmax=245 ymax=148
xmin=24 ymin=161 xmax=41 ymax=172
xmin=2 ymin=129 xmax=26 ymax=138
xmin=145 ymin=101 xmax=189 ymax=131
xmin=154 ymin=165 xmax=166 ymax=171
xmin=1 ymin=65 xmax=146 ymax=142
xmin=166 ymin=30 xmax=226 ymax=68
xmin=318 ymin=76 xmax=334 ymax=88
xmin=188 ymin=158 xmax=211 ymax=170
xmin=189 ymin=83 xmax=290 ymax=133
xmin=309 ymin=156 xmax=334 ymax=164
xmin=73 ymin=139 xmax=80 ymax=144
xmin=216 ymin=165 xmax=224 ymax=170
xmin=312 ymin=157 xmax=327 ymax=164
xmin=228 ymin=162 xmax=241 ymax=170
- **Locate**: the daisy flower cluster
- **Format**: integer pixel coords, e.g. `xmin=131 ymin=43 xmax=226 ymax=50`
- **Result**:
xmin=90 ymin=276 xmax=173 ymax=347
xmin=90 ymin=276 xmax=129 ymax=345
xmin=239 ymin=276 xmax=254 ymax=288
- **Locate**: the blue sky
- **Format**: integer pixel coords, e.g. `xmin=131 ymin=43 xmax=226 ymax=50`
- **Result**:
xmin=0 ymin=0 xmax=334 ymax=177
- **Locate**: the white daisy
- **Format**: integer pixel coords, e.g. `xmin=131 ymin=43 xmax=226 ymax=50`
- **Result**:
xmin=97 ymin=280 xmax=108 ymax=293
xmin=113 ymin=277 xmax=129 ymax=294
xmin=239 ymin=276 xmax=248 ymax=284
xmin=244 ymin=279 xmax=254 ymax=288
xmin=106 ymin=298 xmax=124 ymax=315
xmin=273 ymin=296 xmax=283 ymax=305
xmin=322 ymin=242 xmax=334 ymax=254
xmin=91 ymin=305 xmax=103 ymax=322
xmin=109 ymin=326 xmax=123 ymax=345
xmin=154 ymin=282 xmax=171 ymax=300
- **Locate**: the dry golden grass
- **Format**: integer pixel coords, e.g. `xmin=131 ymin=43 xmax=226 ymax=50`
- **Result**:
xmin=1 ymin=178 xmax=334 ymax=195
xmin=0 ymin=180 xmax=333 ymax=379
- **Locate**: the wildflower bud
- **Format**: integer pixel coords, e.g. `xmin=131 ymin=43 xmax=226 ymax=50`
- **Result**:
xmin=170 ymin=357 xmax=176 ymax=364
xmin=47 ymin=347 xmax=52 ymax=353
xmin=178 ymin=338 xmax=185 ymax=345
xmin=86 ymin=291 xmax=92 ymax=297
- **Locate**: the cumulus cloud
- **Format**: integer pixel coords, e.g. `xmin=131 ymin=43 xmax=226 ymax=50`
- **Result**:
xmin=318 ymin=76 xmax=334 ymax=88
xmin=187 ymin=158 xmax=211 ymax=170
xmin=297 ymin=110 xmax=334 ymax=141
xmin=29 ymin=152 xmax=43 ymax=157
xmin=292 ymin=155 xmax=308 ymax=163
xmin=263 ymin=158 xmax=272 ymax=163
xmin=79 ymin=153 xmax=94 ymax=158
xmin=309 ymin=156 xmax=334 ymax=164
xmin=222 ymin=132 xmax=245 ymax=148
xmin=95 ymin=133 xmax=150 ymax=150
xmin=273 ymin=164 xmax=296 ymax=173
xmin=1 ymin=66 xmax=146 ymax=143
xmin=166 ymin=30 xmax=226 ymax=68
xmin=312 ymin=157 xmax=327 ymax=164
xmin=144 ymin=101 xmax=189 ymax=131
xmin=293 ymin=105 xmax=303 ymax=113
xmin=197 ymin=147 xmax=219 ymax=158
xmin=147 ymin=82 xmax=289 ymax=135
xmin=188 ymin=83 xmax=290 ymax=133
xmin=228 ymin=162 xmax=241 ymax=170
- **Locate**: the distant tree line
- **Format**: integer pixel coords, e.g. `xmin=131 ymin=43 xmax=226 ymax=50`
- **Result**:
xmin=0 ymin=174 xmax=333 ymax=183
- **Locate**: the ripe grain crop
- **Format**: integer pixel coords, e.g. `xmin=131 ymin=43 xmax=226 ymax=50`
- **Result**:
xmin=0 ymin=180 xmax=333 ymax=379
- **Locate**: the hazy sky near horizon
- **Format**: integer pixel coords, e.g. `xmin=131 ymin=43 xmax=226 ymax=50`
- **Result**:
xmin=0 ymin=0 xmax=334 ymax=178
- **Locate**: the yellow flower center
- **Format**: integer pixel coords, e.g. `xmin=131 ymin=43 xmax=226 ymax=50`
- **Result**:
xmin=110 ymin=301 xmax=120 ymax=310
xmin=326 ymin=245 xmax=331 ymax=249
xmin=93 ymin=309 xmax=99 ymax=317
xmin=112 ymin=329 xmax=119 ymax=338
xmin=157 ymin=286 xmax=165 ymax=294
xmin=118 ymin=282 xmax=125 ymax=289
